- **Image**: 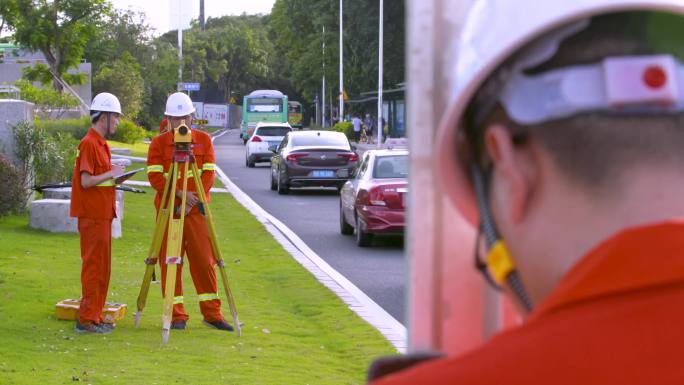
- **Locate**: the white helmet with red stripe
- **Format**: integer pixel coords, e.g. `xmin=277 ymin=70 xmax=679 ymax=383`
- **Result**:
xmin=436 ymin=0 xmax=684 ymax=226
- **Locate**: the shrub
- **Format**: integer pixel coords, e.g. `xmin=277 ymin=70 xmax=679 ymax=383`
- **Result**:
xmin=35 ymin=117 xmax=90 ymax=140
xmin=0 ymin=155 xmax=27 ymax=217
xmin=11 ymin=120 xmax=73 ymax=186
xmin=111 ymin=119 xmax=147 ymax=144
xmin=331 ymin=121 xmax=354 ymax=140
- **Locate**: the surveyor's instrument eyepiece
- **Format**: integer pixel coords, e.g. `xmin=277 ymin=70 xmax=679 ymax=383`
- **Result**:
xmin=174 ymin=120 xmax=192 ymax=143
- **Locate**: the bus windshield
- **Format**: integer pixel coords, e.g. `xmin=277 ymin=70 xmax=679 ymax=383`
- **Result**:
xmin=288 ymin=104 xmax=302 ymax=113
xmin=248 ymin=98 xmax=282 ymax=113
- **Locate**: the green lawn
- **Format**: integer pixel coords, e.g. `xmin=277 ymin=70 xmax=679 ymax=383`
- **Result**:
xmin=0 ymin=188 xmax=395 ymax=384
xmin=107 ymin=140 xmax=149 ymax=158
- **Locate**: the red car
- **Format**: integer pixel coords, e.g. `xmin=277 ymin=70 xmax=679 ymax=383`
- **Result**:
xmin=339 ymin=149 xmax=408 ymax=247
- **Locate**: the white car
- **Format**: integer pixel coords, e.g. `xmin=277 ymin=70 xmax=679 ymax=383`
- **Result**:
xmin=245 ymin=122 xmax=293 ymax=167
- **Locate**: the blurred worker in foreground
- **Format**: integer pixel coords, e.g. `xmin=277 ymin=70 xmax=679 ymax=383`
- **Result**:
xmin=370 ymin=0 xmax=684 ymax=383
xmin=146 ymin=92 xmax=233 ymax=331
xmin=70 ymin=92 xmax=124 ymax=334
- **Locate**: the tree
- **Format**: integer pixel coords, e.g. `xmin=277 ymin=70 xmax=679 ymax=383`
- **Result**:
xmin=1 ymin=0 xmax=109 ymax=92
xmin=92 ymin=52 xmax=144 ymax=119
xmin=268 ymin=0 xmax=405 ymax=101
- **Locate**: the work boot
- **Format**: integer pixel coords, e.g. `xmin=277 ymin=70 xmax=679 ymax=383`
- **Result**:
xmin=99 ymin=323 xmax=116 ymax=332
xmin=75 ymin=320 xmax=111 ymax=334
xmin=171 ymin=320 xmax=187 ymax=330
xmin=203 ymin=319 xmax=234 ymax=331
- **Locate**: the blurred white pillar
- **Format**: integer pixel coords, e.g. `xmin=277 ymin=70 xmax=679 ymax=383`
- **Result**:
xmin=407 ymin=0 xmax=492 ymax=355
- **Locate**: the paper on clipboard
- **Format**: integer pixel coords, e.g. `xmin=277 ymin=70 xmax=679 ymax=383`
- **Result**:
xmin=113 ymin=168 xmax=145 ymax=184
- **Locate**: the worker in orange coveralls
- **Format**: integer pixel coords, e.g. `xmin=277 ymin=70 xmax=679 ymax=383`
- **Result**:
xmin=159 ymin=118 xmax=169 ymax=133
xmin=369 ymin=1 xmax=684 ymax=384
xmin=70 ymin=92 xmax=124 ymax=334
xmin=146 ymin=92 xmax=232 ymax=331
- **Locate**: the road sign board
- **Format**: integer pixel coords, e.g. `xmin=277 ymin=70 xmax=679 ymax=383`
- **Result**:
xmin=177 ymin=82 xmax=200 ymax=91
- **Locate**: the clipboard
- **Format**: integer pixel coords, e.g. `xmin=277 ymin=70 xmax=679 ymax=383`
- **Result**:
xmin=113 ymin=167 xmax=145 ymax=184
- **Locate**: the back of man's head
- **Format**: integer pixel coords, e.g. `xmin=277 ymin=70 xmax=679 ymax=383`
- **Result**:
xmin=470 ymin=11 xmax=684 ymax=191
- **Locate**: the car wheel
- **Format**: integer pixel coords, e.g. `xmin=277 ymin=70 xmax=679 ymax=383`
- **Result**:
xmin=270 ymin=169 xmax=277 ymax=191
xmin=277 ymin=169 xmax=290 ymax=195
xmin=355 ymin=215 xmax=373 ymax=247
xmin=247 ymin=156 xmax=255 ymax=168
xmin=339 ymin=201 xmax=354 ymax=235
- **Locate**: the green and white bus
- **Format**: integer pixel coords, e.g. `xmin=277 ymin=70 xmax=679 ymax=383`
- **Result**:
xmin=240 ymin=90 xmax=288 ymax=144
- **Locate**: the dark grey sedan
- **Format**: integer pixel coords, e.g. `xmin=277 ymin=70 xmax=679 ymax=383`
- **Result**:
xmin=270 ymin=130 xmax=359 ymax=194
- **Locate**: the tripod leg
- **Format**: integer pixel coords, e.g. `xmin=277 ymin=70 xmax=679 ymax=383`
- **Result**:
xmin=135 ymin=161 xmax=174 ymax=328
xmin=191 ymin=163 xmax=242 ymax=336
xmin=162 ymin=160 xmax=190 ymax=344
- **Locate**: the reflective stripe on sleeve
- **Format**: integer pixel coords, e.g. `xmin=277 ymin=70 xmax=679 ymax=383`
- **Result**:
xmin=147 ymin=165 xmax=164 ymax=174
xmin=198 ymin=293 xmax=220 ymax=302
xmin=202 ymin=163 xmax=216 ymax=171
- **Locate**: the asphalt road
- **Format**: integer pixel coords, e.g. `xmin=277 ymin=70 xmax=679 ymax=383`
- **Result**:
xmin=213 ymin=129 xmax=407 ymax=324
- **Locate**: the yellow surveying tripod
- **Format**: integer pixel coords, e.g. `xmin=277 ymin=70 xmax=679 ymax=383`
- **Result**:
xmin=134 ymin=121 xmax=241 ymax=343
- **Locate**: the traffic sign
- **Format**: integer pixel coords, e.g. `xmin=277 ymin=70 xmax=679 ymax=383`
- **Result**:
xmin=177 ymin=82 xmax=200 ymax=91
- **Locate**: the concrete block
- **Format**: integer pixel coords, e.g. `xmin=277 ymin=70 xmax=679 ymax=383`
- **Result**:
xmin=42 ymin=187 xmax=72 ymax=200
xmin=42 ymin=186 xmax=125 ymax=220
xmin=0 ymin=99 xmax=35 ymax=167
xmin=111 ymin=148 xmax=131 ymax=155
xmin=29 ymin=199 xmax=122 ymax=238
xmin=111 ymin=158 xmax=132 ymax=166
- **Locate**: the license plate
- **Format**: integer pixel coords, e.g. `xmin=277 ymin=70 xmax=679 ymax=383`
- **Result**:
xmin=312 ymin=170 xmax=334 ymax=178
xmin=268 ymin=144 xmax=278 ymax=151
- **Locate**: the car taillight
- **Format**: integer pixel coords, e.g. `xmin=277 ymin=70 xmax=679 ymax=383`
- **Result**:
xmin=286 ymin=153 xmax=309 ymax=163
xmin=368 ymin=186 xmax=391 ymax=206
xmin=251 ymin=135 xmax=262 ymax=142
xmin=367 ymin=185 xmax=404 ymax=207
xmin=337 ymin=152 xmax=359 ymax=163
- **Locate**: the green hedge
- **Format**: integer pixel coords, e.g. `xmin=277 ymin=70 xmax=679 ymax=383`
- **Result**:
xmin=35 ymin=116 xmax=147 ymax=144
xmin=330 ymin=121 xmax=354 ymax=140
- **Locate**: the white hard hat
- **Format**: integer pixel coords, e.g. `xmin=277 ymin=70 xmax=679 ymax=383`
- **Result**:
xmin=436 ymin=0 xmax=684 ymax=225
xmin=90 ymin=92 xmax=122 ymax=114
xmin=165 ymin=92 xmax=196 ymax=117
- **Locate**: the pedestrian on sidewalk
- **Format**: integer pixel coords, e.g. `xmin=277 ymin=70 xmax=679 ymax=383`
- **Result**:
xmin=70 ymin=92 xmax=124 ymax=334
xmin=370 ymin=1 xmax=684 ymax=384
xmin=146 ymin=92 xmax=233 ymax=332
xmin=364 ymin=113 xmax=374 ymax=144
xmin=352 ymin=114 xmax=363 ymax=142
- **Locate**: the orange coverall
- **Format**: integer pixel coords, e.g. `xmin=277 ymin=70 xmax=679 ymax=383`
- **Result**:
xmin=146 ymin=129 xmax=223 ymax=322
xmin=70 ymin=128 xmax=117 ymax=325
xmin=371 ymin=221 xmax=684 ymax=385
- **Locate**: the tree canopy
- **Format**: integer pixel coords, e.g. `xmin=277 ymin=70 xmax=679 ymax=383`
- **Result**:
xmin=1 ymin=0 xmax=109 ymax=91
xmin=0 ymin=0 xmax=405 ymax=129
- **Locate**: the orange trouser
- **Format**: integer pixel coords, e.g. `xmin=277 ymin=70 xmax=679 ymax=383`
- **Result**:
xmin=158 ymin=210 xmax=223 ymax=322
xmin=78 ymin=218 xmax=112 ymax=324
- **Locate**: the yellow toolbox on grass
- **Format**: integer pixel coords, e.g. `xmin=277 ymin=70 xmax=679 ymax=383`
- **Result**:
xmin=55 ymin=299 xmax=127 ymax=323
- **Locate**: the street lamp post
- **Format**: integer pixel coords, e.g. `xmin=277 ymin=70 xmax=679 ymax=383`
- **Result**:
xmin=377 ymin=0 xmax=384 ymax=148
xmin=322 ymin=26 xmax=327 ymax=128
xmin=339 ymin=0 xmax=344 ymax=123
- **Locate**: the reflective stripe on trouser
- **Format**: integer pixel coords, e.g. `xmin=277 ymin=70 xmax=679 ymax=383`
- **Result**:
xmin=78 ymin=218 xmax=112 ymax=324
xmin=158 ymin=211 xmax=223 ymax=322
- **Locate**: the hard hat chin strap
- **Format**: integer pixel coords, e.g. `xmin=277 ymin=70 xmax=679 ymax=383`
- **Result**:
xmin=471 ymin=163 xmax=534 ymax=312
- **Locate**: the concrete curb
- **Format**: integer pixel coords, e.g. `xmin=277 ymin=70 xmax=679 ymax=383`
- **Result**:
xmin=211 ymin=133 xmax=407 ymax=353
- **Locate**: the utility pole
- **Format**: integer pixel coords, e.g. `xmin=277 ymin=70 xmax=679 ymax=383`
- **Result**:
xmin=376 ymin=0 xmax=384 ymax=148
xmin=199 ymin=0 xmax=205 ymax=30
xmin=339 ymin=0 xmax=344 ymax=123
xmin=323 ymin=26 xmax=327 ymax=128
xmin=177 ymin=0 xmax=183 ymax=83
